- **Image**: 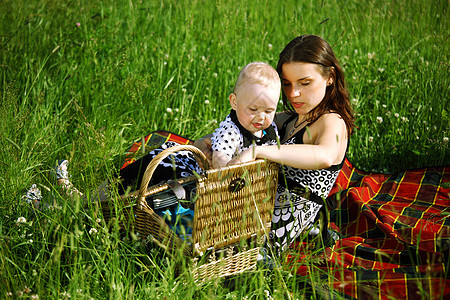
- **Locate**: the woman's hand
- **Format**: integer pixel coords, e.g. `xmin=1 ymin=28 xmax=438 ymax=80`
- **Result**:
xmin=227 ymin=146 xmax=258 ymax=166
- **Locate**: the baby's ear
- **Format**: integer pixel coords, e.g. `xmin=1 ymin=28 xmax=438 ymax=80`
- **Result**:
xmin=229 ymin=93 xmax=237 ymax=110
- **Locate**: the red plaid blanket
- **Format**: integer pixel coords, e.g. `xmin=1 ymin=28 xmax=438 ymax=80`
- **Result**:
xmin=287 ymin=159 xmax=450 ymax=299
xmin=123 ymin=132 xmax=449 ymax=298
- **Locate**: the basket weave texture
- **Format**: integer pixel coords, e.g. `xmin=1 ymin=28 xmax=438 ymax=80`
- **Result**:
xmin=102 ymin=145 xmax=278 ymax=282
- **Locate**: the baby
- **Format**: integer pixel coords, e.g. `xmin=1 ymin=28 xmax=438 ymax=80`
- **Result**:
xmin=211 ymin=62 xmax=281 ymax=168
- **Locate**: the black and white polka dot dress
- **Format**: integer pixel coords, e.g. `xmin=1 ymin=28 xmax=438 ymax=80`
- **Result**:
xmin=211 ymin=110 xmax=279 ymax=159
xmin=270 ymin=114 xmax=344 ymax=252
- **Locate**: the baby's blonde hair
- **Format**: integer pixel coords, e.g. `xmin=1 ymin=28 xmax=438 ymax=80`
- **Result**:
xmin=233 ymin=62 xmax=280 ymax=94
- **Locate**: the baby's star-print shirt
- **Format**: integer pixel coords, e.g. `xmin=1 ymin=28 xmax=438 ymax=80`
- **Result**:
xmin=211 ymin=110 xmax=279 ymax=159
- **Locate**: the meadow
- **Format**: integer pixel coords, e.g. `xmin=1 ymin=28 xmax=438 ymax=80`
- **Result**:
xmin=0 ymin=0 xmax=448 ymax=298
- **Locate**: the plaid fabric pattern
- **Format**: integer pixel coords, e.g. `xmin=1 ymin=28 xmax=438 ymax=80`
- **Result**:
xmin=287 ymin=159 xmax=450 ymax=299
xmin=121 ymin=130 xmax=193 ymax=169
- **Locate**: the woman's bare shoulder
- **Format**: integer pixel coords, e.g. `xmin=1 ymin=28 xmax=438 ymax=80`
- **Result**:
xmin=312 ymin=112 xmax=347 ymax=138
xmin=318 ymin=112 xmax=346 ymax=125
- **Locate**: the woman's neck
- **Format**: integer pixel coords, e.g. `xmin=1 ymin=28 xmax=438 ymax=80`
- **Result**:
xmin=295 ymin=114 xmax=308 ymax=127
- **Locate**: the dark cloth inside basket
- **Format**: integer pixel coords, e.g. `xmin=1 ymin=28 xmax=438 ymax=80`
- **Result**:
xmin=119 ymin=131 xmax=197 ymax=238
xmin=286 ymin=159 xmax=450 ymax=299
xmin=118 ymin=131 xmax=194 ymax=195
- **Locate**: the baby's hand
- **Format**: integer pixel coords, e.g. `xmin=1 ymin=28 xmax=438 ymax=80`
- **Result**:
xmin=212 ymin=151 xmax=231 ymax=169
xmin=227 ymin=147 xmax=257 ymax=166
xmin=193 ymin=135 xmax=213 ymax=167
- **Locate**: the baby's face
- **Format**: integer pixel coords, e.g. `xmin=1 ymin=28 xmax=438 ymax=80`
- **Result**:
xmin=230 ymin=82 xmax=280 ymax=135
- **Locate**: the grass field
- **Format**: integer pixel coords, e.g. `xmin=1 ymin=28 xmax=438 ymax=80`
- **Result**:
xmin=1 ymin=0 xmax=448 ymax=298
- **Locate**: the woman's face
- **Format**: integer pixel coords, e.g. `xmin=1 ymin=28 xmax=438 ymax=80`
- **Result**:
xmin=280 ymin=62 xmax=330 ymax=116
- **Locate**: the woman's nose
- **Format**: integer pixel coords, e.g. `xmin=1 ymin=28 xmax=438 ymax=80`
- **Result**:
xmin=289 ymin=86 xmax=301 ymax=98
xmin=286 ymin=86 xmax=301 ymax=98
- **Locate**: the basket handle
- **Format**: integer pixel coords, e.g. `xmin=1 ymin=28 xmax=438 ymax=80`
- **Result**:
xmin=138 ymin=145 xmax=209 ymax=206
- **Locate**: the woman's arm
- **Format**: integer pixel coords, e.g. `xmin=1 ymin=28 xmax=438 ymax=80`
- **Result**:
xmin=229 ymin=114 xmax=348 ymax=170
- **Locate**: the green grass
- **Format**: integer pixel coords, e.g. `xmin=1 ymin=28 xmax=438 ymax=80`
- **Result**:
xmin=0 ymin=0 xmax=448 ymax=298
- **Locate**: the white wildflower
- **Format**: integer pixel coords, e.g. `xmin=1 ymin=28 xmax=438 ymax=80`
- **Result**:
xmin=354 ymin=49 xmax=358 ymax=54
xmin=204 ymin=100 xmax=210 ymax=104
xmin=75 ymin=229 xmax=83 ymax=238
xmin=401 ymin=117 xmax=409 ymax=122
xmin=16 ymin=217 xmax=27 ymax=224
xmin=163 ymin=61 xmax=167 ymax=65
xmin=378 ymin=68 xmax=385 ymax=72
xmin=32 ymin=269 xmax=37 ymax=276
xmin=268 ymin=43 xmax=273 ymax=49
xmin=61 ymin=291 xmax=71 ymax=298
xmin=394 ymin=113 xmax=399 ymax=118
xmin=382 ymin=104 xmax=387 ymax=108
xmin=444 ymin=137 xmax=449 ymax=143
xmin=367 ymin=52 xmax=375 ymax=59
xmin=28 ymin=239 xmax=33 ymax=244
xmin=352 ymin=98 xmax=358 ymax=106
xmin=376 ymin=116 xmax=383 ymax=123
xmin=166 ymin=107 xmax=173 ymax=114
xmin=368 ymin=136 xmax=374 ymax=142
xmin=89 ymin=228 xmax=98 ymax=235
xmin=181 ymin=88 xmax=187 ymax=93
xmin=31 ymin=295 xmax=39 ymax=300
xmin=213 ymin=73 xmax=218 ymax=77
xmin=338 ymin=282 xmax=347 ymax=288
xmin=96 ymin=218 xmax=101 ymax=223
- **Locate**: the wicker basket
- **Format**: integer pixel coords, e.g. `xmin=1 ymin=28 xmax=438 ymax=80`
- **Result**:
xmin=101 ymin=145 xmax=278 ymax=282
